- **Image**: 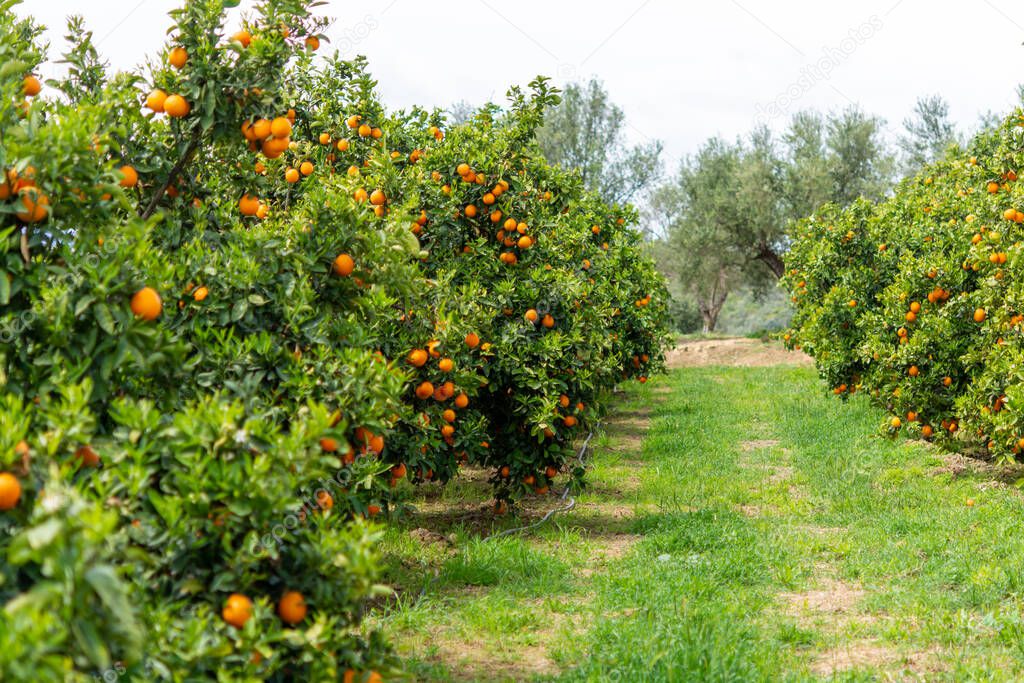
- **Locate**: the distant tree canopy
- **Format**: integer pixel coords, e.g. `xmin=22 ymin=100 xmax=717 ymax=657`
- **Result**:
xmin=536 ymin=79 xmax=663 ymax=207
xmin=898 ymin=95 xmax=961 ymax=175
xmin=655 ymin=107 xmax=894 ymax=331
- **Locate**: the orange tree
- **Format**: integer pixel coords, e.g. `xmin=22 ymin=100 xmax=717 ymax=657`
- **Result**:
xmin=784 ymin=109 xmax=1024 ymax=461
xmin=0 ymin=0 xmax=669 ymax=678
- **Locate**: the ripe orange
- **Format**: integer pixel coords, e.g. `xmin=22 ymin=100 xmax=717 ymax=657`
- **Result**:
xmin=0 ymin=473 xmax=21 ymax=510
xmin=163 ymin=94 xmax=190 ymax=118
xmin=168 ymin=47 xmax=187 ymax=68
xmin=559 ymin=394 xmax=570 ymax=408
xmin=890 ymin=417 xmax=902 ymax=429
xmin=285 ymin=167 xmax=300 ymax=183
xmin=239 ymin=194 xmax=260 ymax=216
xmin=300 ymin=161 xmax=314 ymax=176
xmin=518 ymin=235 xmax=533 ymax=249
xmin=277 ymin=591 xmax=307 ymax=625
xmin=974 ymin=308 xmax=987 ymax=323
xmin=193 ymin=286 xmax=209 ymax=302
xmin=75 ymin=445 xmax=100 ymax=467
xmin=369 ymin=189 xmax=386 ymax=206
xmin=118 ymin=165 xmax=139 ymax=188
xmin=305 ymin=35 xmax=320 ymax=50
xmin=371 ymin=127 xmax=383 ymax=139
xmin=438 ymin=358 xmax=454 ymax=372
xmin=22 ymin=75 xmax=41 ymax=97
xmin=316 ymin=491 xmax=334 ymax=510
xmin=131 ymin=287 xmax=162 ymax=321
xmin=252 ymin=118 xmax=272 ymax=140
xmin=353 ymin=187 xmax=369 ymax=202
xmin=455 ymin=393 xmax=469 ymax=409
xmin=408 ymin=349 xmax=428 ymax=367
xmin=442 ymin=409 xmax=456 ymax=423
xmin=524 ymin=309 xmax=539 ymax=323
xmin=563 ymin=415 xmax=577 ymax=427
xmin=333 ymin=253 xmax=355 ymax=276
xmin=270 ymin=116 xmax=292 ymax=138
xmin=921 ymin=425 xmax=933 ymax=438
xmin=464 ymin=204 xmax=478 ymax=218
xmin=16 ymin=188 xmax=49 ymax=223
xmin=358 ymin=123 xmax=372 ymax=137
xmin=465 ymin=333 xmax=480 ymax=348
xmin=415 ymin=382 xmax=435 ymax=400
xmin=542 ymin=314 xmax=554 ymax=328
xmin=222 ymin=593 xmax=253 ymax=628
xmin=231 ymin=30 xmax=252 ymax=47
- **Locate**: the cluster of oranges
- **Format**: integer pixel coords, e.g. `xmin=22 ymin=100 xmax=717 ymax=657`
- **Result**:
xmin=1 ymin=165 xmax=49 ymax=223
xmin=241 ymin=114 xmax=295 ymax=159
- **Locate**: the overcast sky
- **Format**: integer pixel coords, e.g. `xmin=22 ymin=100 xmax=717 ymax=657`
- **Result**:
xmin=16 ymin=0 xmax=1024 ymax=173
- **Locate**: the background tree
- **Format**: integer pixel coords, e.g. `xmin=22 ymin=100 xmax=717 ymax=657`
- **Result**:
xmin=652 ymin=138 xmax=748 ymax=332
xmin=898 ymin=95 xmax=960 ymax=175
xmin=446 ymin=99 xmax=477 ymax=126
xmin=537 ymin=79 xmax=663 ymax=207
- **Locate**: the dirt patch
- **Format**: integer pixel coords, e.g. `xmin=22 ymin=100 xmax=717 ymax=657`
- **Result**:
xmin=740 ymin=439 xmax=780 ymax=452
xmin=667 ymin=338 xmax=812 ymax=369
xmin=809 ymin=642 xmax=944 ymax=678
xmin=809 ymin=641 xmax=899 ymax=676
xmin=782 ymin=577 xmax=865 ymax=618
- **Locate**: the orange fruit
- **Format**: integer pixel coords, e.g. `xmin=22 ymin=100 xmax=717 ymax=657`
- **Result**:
xmin=358 ymin=123 xmax=372 ymax=137
xmin=524 ymin=309 xmax=538 ymax=323
xmin=261 ymin=137 xmax=288 ymax=158
xmin=316 ymin=491 xmax=334 ymax=510
xmin=0 ymin=473 xmax=21 ymax=510
xmin=455 ymin=394 xmax=469 ymax=409
xmin=371 ymin=127 xmax=382 ymax=139
xmin=408 ymin=349 xmax=428 ymax=367
xmin=563 ymin=415 xmax=577 ymax=427
xmin=890 ymin=417 xmax=902 ymax=429
xmin=300 ymin=161 xmax=314 ymax=176
xmin=118 ymin=165 xmax=139 ymax=188
xmin=131 ymin=287 xmax=162 ymax=321
xmin=369 ymin=189 xmax=386 ymax=206
xmin=168 ymin=47 xmax=187 ymax=68
xmin=222 ymin=593 xmax=253 ymax=628
xmin=333 ymin=253 xmax=355 ymax=276
xmin=559 ymin=394 xmax=570 ymax=408
xmin=319 ymin=132 xmax=331 ymax=145
xmin=974 ymin=308 xmax=987 ymax=323
xmin=74 ymin=444 xmax=100 ymax=467
xmin=464 ymin=204 xmax=478 ymax=218
xmin=193 ymin=286 xmax=209 ymax=302
xmin=415 ymin=382 xmax=434 ymax=400
xmin=163 ymin=94 xmax=190 ymax=118
xmin=16 ymin=188 xmax=49 ymax=223
xmin=270 ymin=116 xmax=292 ymax=138
xmin=353 ymin=188 xmax=369 ymax=202
xmin=239 ymin=194 xmax=260 ymax=216
xmin=442 ymin=409 xmax=456 ymax=423
xmin=465 ymin=333 xmax=480 ymax=348
xmin=277 ymin=591 xmax=307 ymax=625
xmin=438 ymin=358 xmax=454 ymax=372
xmin=542 ymin=314 xmax=554 ymax=328
xmin=22 ymin=75 xmax=41 ymax=97
xmin=305 ymin=35 xmax=320 ymax=50
xmin=456 ymin=163 xmax=470 ymax=176
xmin=231 ymin=30 xmax=252 ymax=47
xmin=518 ymin=235 xmax=533 ymax=249
xmin=252 ymin=118 xmax=272 ymax=140
xmin=285 ymin=167 xmax=300 ymax=183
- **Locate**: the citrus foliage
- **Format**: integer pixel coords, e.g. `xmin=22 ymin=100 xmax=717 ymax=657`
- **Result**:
xmin=0 ymin=0 xmax=669 ymax=678
xmin=784 ymin=109 xmax=1024 ymax=461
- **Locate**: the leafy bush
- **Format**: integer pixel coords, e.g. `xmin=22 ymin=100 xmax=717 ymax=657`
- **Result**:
xmin=784 ymin=109 xmax=1024 ymax=461
xmin=0 ymin=0 xmax=669 ymax=678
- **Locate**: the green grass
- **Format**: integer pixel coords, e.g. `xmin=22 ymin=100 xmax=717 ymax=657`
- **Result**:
xmin=368 ymin=362 xmax=1024 ymax=681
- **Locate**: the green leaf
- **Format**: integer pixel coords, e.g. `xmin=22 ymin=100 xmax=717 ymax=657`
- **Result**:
xmin=95 ymin=303 xmax=116 ymax=335
xmin=0 ymin=269 xmax=9 ymax=305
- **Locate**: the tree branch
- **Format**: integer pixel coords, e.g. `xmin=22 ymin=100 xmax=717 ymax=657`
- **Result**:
xmin=140 ymin=126 xmax=202 ymax=220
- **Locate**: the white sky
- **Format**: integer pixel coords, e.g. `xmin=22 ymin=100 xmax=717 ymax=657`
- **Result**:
xmin=16 ymin=0 xmax=1024 ymax=172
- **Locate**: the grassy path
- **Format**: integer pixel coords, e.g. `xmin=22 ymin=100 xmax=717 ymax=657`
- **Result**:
xmin=368 ymin=343 xmax=1024 ymax=681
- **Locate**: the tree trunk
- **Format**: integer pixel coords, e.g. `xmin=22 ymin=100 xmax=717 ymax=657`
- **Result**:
xmin=756 ymin=245 xmax=786 ymax=279
xmin=696 ymin=267 xmax=730 ymax=333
